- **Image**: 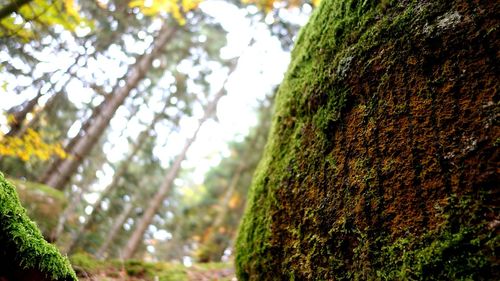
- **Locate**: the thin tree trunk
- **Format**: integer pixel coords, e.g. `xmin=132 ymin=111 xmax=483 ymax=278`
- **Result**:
xmin=121 ymin=120 xmax=202 ymax=259
xmin=39 ymin=92 xmax=107 ymax=183
xmin=5 ymin=51 xmax=84 ymax=139
xmin=41 ymin=22 xmax=178 ymax=191
xmin=51 ymin=187 xmax=84 ymax=242
xmin=95 ymin=202 xmax=134 ymax=260
xmin=65 ymin=101 xmax=170 ymax=253
xmin=15 ymin=91 xmax=62 ymax=138
xmin=0 ymin=0 xmax=32 ymax=20
xmin=200 ymin=101 xmax=272 ymax=260
xmin=210 ymin=162 xmax=245 ymax=238
xmin=5 ymin=91 xmax=42 ymax=137
xmin=121 ymin=65 xmax=235 ymax=259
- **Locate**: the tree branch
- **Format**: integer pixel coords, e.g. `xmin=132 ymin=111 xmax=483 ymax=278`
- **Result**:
xmin=0 ymin=0 xmax=33 ymax=20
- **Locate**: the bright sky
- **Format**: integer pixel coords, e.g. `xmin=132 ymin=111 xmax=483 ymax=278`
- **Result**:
xmin=0 ymin=1 xmax=310 ymax=207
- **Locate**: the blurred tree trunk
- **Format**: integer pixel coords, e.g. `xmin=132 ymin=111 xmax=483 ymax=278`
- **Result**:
xmin=199 ymin=162 xmax=245 ymax=261
xmin=51 ymin=188 xmax=84 ymax=242
xmin=0 ymin=0 xmax=32 ymax=20
xmin=5 ymin=51 xmax=84 ymax=139
xmin=95 ymin=201 xmax=133 ymax=259
xmin=15 ymin=91 xmax=62 ymax=138
xmin=40 ymin=22 xmax=178 ymax=191
xmin=5 ymin=92 xmax=42 ymax=137
xmin=65 ymin=101 xmax=170 ymax=253
xmin=121 ymin=69 xmax=233 ymax=259
xmin=199 ymin=106 xmax=270 ymax=261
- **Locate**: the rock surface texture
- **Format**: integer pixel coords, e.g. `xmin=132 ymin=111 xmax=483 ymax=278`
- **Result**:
xmin=236 ymin=0 xmax=499 ymax=280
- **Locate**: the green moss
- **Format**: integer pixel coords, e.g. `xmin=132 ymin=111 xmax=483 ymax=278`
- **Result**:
xmin=70 ymin=252 xmax=105 ymax=272
xmin=9 ymin=177 xmax=66 ymax=202
xmin=71 ymin=254 xmax=234 ymax=281
xmin=0 ymin=172 xmax=77 ymax=280
xmin=8 ymin=177 xmax=66 ymax=238
xmin=71 ymin=254 xmax=188 ymax=280
xmin=376 ymin=193 xmax=498 ymax=280
xmin=236 ymin=0 xmax=399 ymax=277
xmin=236 ymin=0 xmax=498 ymax=279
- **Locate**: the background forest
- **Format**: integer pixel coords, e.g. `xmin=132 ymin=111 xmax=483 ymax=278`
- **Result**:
xmin=0 ymin=0 xmax=316 ymax=279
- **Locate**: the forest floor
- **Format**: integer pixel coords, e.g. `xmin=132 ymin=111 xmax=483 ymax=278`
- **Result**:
xmin=71 ymin=255 xmax=235 ymax=281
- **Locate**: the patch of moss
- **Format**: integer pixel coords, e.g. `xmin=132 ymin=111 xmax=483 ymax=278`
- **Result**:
xmin=236 ymin=0 xmax=499 ymax=279
xmin=71 ymin=255 xmax=235 ymax=281
xmin=71 ymin=254 xmax=189 ymax=281
xmin=70 ymin=252 xmax=106 ymax=272
xmin=375 ymin=192 xmax=498 ymax=280
xmin=9 ymin=177 xmax=66 ymax=202
xmin=0 ymin=172 xmax=77 ymax=280
xmin=8 ymin=177 xmax=66 ymax=238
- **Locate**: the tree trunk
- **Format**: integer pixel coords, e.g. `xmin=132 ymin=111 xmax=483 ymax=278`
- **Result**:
xmin=51 ymin=188 xmax=84 ymax=243
xmin=65 ymin=101 xmax=170 ymax=254
xmin=200 ymin=117 xmax=268 ymax=261
xmin=5 ymin=92 xmax=42 ymax=137
xmin=95 ymin=202 xmax=133 ymax=260
xmin=40 ymin=22 xmax=178 ymax=191
xmin=120 ymin=121 xmax=201 ymax=259
xmin=121 ymin=66 xmax=234 ymax=259
xmin=5 ymin=49 xmax=84 ymax=139
xmin=0 ymin=0 xmax=32 ymax=20
xmin=209 ymin=162 xmax=244 ymax=240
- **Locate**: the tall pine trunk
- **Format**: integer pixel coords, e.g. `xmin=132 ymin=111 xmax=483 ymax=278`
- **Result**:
xmin=65 ymin=101 xmax=171 ymax=253
xmin=41 ymin=22 xmax=178 ymax=191
xmin=96 ymin=201 xmax=134 ymax=260
xmin=121 ymin=67 xmax=234 ymax=259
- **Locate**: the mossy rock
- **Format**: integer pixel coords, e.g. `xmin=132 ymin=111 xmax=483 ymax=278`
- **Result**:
xmin=236 ymin=0 xmax=499 ymax=280
xmin=8 ymin=177 xmax=67 ymax=240
xmin=0 ymin=172 xmax=77 ymax=281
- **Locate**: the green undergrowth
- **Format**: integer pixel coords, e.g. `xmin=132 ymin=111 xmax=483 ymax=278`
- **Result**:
xmin=0 ymin=172 xmax=77 ymax=280
xmin=71 ymin=252 xmax=234 ymax=281
xmin=71 ymin=253 xmax=186 ymax=280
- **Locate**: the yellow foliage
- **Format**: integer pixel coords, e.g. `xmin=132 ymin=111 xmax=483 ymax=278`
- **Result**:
xmin=0 ymin=129 xmax=67 ymax=162
xmin=0 ymin=0 xmax=92 ymax=41
xmin=129 ymin=0 xmax=202 ymax=25
xmin=6 ymin=114 xmax=17 ymax=125
xmin=242 ymin=0 xmax=321 ymax=13
xmin=311 ymin=0 xmax=321 ymax=7
xmin=228 ymin=194 xmax=240 ymax=209
xmin=64 ymin=0 xmax=81 ymax=19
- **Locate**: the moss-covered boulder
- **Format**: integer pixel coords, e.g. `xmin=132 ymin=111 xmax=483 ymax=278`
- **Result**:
xmin=236 ymin=0 xmax=499 ymax=280
xmin=0 ymin=173 xmax=77 ymax=281
xmin=8 ymin=178 xmax=67 ymax=240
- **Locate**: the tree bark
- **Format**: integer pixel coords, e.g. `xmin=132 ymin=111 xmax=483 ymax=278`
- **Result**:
xmin=40 ymin=22 xmax=178 ymax=191
xmin=121 ymin=64 xmax=235 ymax=259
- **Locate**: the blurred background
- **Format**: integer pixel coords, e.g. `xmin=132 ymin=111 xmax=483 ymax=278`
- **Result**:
xmin=0 ymin=0 xmax=315 ymax=277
